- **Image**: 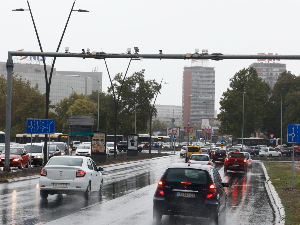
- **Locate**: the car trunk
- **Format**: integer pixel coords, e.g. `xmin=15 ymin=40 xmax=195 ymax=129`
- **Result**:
xmin=45 ymin=166 xmax=81 ymax=180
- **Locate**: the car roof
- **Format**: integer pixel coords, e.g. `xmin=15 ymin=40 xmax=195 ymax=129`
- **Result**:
xmin=168 ymin=163 xmax=212 ymax=171
xmin=190 ymin=154 xmax=210 ymax=156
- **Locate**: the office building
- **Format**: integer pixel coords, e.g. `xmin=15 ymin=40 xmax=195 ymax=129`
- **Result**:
xmin=182 ymin=66 xmax=215 ymax=128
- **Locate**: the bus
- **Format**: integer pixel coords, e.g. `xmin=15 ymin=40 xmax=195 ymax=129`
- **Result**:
xmin=16 ymin=133 xmax=65 ymax=144
xmin=106 ymin=135 xmax=124 ymax=143
xmin=0 ymin=131 xmax=4 ymax=143
xmin=232 ymin=138 xmax=278 ymax=147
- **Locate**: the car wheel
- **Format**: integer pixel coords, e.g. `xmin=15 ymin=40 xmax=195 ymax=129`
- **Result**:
xmin=84 ymin=182 xmax=91 ymax=200
xmin=99 ymin=180 xmax=103 ymax=199
xmin=209 ymin=210 xmax=219 ymax=225
xmin=18 ymin=161 xmax=23 ymax=169
xmin=25 ymin=161 xmax=29 ymax=168
xmin=40 ymin=190 xmax=48 ymax=199
xmin=153 ymin=208 xmax=162 ymax=221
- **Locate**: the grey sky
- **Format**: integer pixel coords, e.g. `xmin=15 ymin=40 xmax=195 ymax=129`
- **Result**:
xmin=1 ymin=0 xmax=300 ymax=113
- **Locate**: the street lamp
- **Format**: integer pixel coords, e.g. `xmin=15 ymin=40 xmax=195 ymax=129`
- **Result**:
xmin=187 ymin=95 xmax=193 ymax=145
xmin=12 ymin=1 xmax=88 ymax=167
xmin=242 ymin=92 xmax=245 ymax=149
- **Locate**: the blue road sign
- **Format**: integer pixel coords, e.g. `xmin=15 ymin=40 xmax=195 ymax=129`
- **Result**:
xmin=287 ymin=124 xmax=300 ymax=144
xmin=173 ymin=135 xmax=177 ymax=139
xmin=270 ymin=139 xmax=273 ymax=144
xmin=221 ymin=140 xmax=224 ymax=143
xmin=26 ymin=119 xmax=55 ymax=134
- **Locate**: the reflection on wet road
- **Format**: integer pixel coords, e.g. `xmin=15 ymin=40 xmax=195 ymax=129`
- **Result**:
xmin=0 ymin=154 xmax=275 ymax=225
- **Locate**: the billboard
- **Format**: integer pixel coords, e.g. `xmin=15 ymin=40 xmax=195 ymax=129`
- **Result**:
xmin=128 ymin=134 xmax=138 ymax=150
xmin=92 ymin=132 xmax=106 ymax=153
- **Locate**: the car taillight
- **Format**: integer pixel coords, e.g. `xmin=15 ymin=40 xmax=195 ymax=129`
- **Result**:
xmin=181 ymin=181 xmax=191 ymax=185
xmin=40 ymin=169 xmax=47 ymax=176
xmin=76 ymin=170 xmax=86 ymax=177
xmin=188 ymin=160 xmax=191 ymax=163
xmin=207 ymin=184 xmax=217 ymax=199
xmin=225 ymin=158 xmax=228 ymax=161
xmin=252 ymin=149 xmax=254 ymax=151
xmin=156 ymin=180 xmax=164 ymax=196
xmin=214 ymin=153 xmax=216 ymax=155
xmin=207 ymin=161 xmax=211 ymax=165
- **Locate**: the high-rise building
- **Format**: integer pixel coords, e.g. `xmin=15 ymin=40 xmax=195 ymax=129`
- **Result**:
xmin=182 ymin=66 xmax=215 ymax=128
xmin=250 ymin=56 xmax=286 ymax=88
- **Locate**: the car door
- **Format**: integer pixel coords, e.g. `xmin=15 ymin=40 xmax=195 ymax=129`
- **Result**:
xmin=91 ymin=159 xmax=101 ymax=191
xmin=211 ymin=168 xmax=226 ymax=210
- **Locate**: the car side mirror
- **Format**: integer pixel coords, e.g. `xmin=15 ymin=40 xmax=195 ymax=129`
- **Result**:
xmin=97 ymin=167 xmax=103 ymax=171
xmin=222 ymin=183 xmax=229 ymax=187
xmin=56 ymin=149 xmax=60 ymax=151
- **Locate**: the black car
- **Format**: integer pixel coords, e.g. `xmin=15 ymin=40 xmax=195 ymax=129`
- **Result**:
xmin=245 ymin=146 xmax=260 ymax=156
xmin=117 ymin=141 xmax=128 ymax=152
xmin=211 ymin=149 xmax=227 ymax=162
xmin=48 ymin=145 xmax=61 ymax=158
xmin=153 ymin=163 xmax=228 ymax=224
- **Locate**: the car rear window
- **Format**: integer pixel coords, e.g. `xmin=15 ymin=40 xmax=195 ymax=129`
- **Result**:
xmin=166 ymin=168 xmax=207 ymax=184
xmin=187 ymin=147 xmax=200 ymax=152
xmin=228 ymin=153 xmax=245 ymax=158
xmin=190 ymin=155 xmax=209 ymax=161
xmin=47 ymin=157 xmax=83 ymax=166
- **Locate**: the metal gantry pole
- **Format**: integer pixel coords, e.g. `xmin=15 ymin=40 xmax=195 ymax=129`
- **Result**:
xmin=281 ymin=95 xmax=283 ymax=146
xmin=242 ymin=92 xmax=244 ymax=149
xmin=292 ymin=144 xmax=295 ymax=189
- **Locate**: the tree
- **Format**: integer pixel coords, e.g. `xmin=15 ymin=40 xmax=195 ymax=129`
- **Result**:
xmin=263 ymin=71 xmax=300 ymax=142
xmin=107 ymin=70 xmax=161 ymax=138
xmin=152 ymin=119 xmax=169 ymax=135
xmin=0 ymin=74 xmax=46 ymax=140
xmin=218 ymin=67 xmax=270 ymax=137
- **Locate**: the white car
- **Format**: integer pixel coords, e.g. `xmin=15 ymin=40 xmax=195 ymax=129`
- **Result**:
xmin=76 ymin=144 xmax=91 ymax=156
xmin=39 ymin=156 xmax=103 ymax=200
xmin=259 ymin=147 xmax=281 ymax=157
xmin=163 ymin=142 xmax=171 ymax=148
xmin=106 ymin=142 xmax=115 ymax=154
xmin=188 ymin=154 xmax=212 ymax=165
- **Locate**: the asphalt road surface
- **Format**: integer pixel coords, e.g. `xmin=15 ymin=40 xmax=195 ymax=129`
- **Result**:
xmin=0 ymin=154 xmax=275 ymax=225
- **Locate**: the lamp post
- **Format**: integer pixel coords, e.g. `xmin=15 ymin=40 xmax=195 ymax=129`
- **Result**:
xmin=134 ymin=83 xmax=139 ymax=134
xmin=97 ymin=81 xmax=100 ymax=131
xmin=12 ymin=0 xmax=88 ymax=167
xmin=242 ymin=92 xmax=245 ymax=149
xmin=187 ymin=95 xmax=193 ymax=145
xmin=71 ymin=87 xmax=73 ymax=116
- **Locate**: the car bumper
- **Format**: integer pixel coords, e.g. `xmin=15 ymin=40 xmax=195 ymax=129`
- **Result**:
xmin=31 ymin=158 xmax=43 ymax=165
xmin=153 ymin=196 xmax=219 ymax=218
xmin=39 ymin=177 xmax=89 ymax=194
xmin=224 ymin=163 xmax=247 ymax=170
xmin=0 ymin=161 xmax=22 ymax=167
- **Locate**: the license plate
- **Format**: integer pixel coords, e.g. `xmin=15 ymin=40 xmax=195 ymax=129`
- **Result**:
xmin=231 ymin=164 xmax=239 ymax=167
xmin=176 ymin=192 xmax=195 ymax=198
xmin=53 ymin=183 xmax=69 ymax=188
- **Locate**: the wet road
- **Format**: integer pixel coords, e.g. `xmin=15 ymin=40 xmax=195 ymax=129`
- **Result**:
xmin=0 ymin=154 xmax=275 ymax=225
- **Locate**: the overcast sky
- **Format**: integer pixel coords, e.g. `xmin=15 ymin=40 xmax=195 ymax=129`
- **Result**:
xmin=2 ymin=0 xmax=300 ymax=113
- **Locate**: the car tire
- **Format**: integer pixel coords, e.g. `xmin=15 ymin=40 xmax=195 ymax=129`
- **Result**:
xmin=25 ymin=161 xmax=29 ymax=168
xmin=153 ymin=208 xmax=162 ymax=222
xmin=18 ymin=161 xmax=23 ymax=169
xmin=40 ymin=190 xmax=48 ymax=199
xmin=209 ymin=210 xmax=219 ymax=225
xmin=99 ymin=180 xmax=103 ymax=199
xmin=84 ymin=182 xmax=91 ymax=200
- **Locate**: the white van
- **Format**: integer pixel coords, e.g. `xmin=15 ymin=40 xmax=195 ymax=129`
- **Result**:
xmin=24 ymin=143 xmax=44 ymax=166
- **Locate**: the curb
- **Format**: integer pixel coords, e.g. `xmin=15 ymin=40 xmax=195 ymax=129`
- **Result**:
xmin=261 ymin=162 xmax=285 ymax=224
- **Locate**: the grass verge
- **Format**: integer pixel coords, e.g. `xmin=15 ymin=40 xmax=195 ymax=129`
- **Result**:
xmin=264 ymin=162 xmax=300 ymax=224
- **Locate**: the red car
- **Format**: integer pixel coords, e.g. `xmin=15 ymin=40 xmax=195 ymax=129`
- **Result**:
xmin=0 ymin=147 xmax=30 ymax=169
xmin=224 ymin=152 xmax=248 ymax=174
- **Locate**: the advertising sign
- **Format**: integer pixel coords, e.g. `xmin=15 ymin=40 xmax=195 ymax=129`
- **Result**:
xmin=92 ymin=132 xmax=106 ymax=153
xmin=128 ymin=134 xmax=138 ymax=150
xmin=201 ymin=118 xmax=211 ymax=129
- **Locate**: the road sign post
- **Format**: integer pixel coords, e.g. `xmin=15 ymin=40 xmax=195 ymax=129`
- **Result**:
xmin=287 ymin=124 xmax=300 ymax=190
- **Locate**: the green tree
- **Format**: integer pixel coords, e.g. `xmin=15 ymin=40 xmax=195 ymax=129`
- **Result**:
xmin=0 ymin=74 xmax=46 ymax=140
xmin=218 ymin=67 xmax=270 ymax=137
xmin=107 ymin=70 xmax=161 ymax=137
xmin=263 ymin=71 xmax=300 ymax=143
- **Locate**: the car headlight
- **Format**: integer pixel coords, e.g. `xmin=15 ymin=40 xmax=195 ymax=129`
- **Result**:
xmin=36 ymin=155 xmax=41 ymax=158
xmin=61 ymin=152 xmax=65 ymax=155
xmin=13 ymin=158 xmax=20 ymax=161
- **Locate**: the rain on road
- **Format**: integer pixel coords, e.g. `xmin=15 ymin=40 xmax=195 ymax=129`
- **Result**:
xmin=0 ymin=154 xmax=275 ymax=225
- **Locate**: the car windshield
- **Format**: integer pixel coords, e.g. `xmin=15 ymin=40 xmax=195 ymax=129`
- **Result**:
xmin=190 ymin=155 xmax=209 ymax=161
xmin=78 ymin=145 xmax=90 ymax=149
xmin=25 ymin=145 xmax=43 ymax=153
xmin=228 ymin=153 xmax=245 ymax=158
xmin=166 ymin=168 xmax=207 ymax=184
xmin=47 ymin=157 xmax=83 ymax=166
xmin=48 ymin=145 xmax=57 ymax=152
xmin=10 ymin=148 xmax=23 ymax=155
xmin=187 ymin=147 xmax=199 ymax=152
xmin=107 ymin=143 xmax=114 ymax=147
xmin=53 ymin=144 xmax=65 ymax=151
